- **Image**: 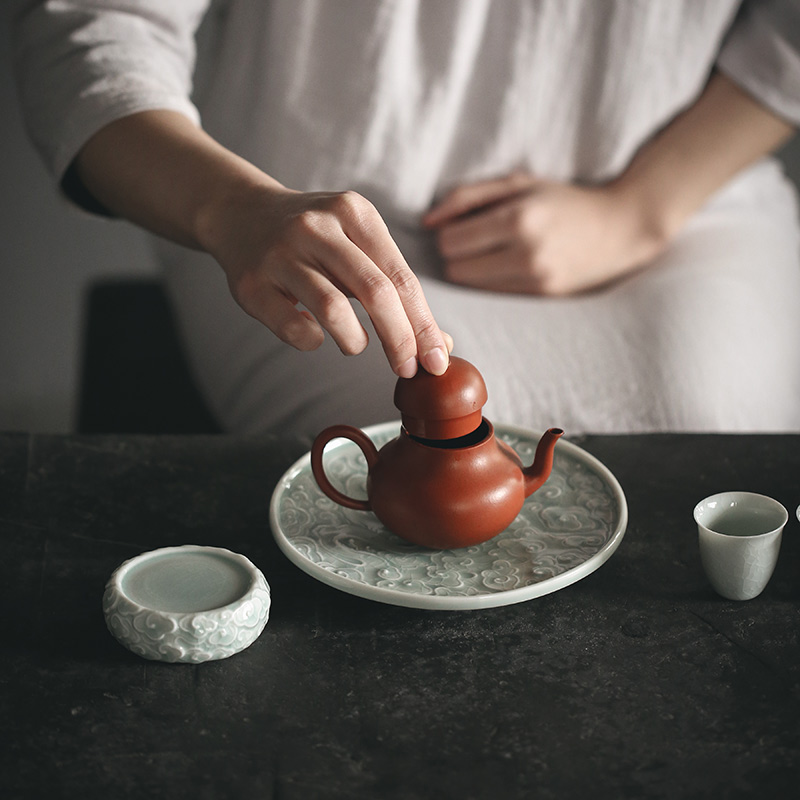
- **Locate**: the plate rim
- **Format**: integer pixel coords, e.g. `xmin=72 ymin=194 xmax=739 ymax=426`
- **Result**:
xmin=269 ymin=421 xmax=628 ymax=610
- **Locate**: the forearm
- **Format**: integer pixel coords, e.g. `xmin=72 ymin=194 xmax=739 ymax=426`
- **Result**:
xmin=610 ymin=71 xmax=795 ymax=245
xmin=73 ymin=109 xmax=282 ymax=251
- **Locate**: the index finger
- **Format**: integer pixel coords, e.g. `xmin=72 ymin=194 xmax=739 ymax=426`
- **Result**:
xmin=332 ymin=229 xmax=450 ymax=378
xmin=330 ymin=195 xmax=450 ymax=377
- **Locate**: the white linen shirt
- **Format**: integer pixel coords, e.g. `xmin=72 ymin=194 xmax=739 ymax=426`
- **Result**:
xmin=11 ymin=0 xmax=800 ymax=434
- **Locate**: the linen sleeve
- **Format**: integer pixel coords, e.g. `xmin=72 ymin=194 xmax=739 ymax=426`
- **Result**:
xmin=11 ymin=0 xmax=212 ymax=208
xmin=716 ymin=0 xmax=800 ymax=126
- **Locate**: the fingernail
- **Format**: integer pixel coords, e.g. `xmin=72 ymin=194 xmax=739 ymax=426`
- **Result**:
xmin=397 ymin=356 xmax=418 ymax=379
xmin=424 ymin=346 xmax=449 ymax=376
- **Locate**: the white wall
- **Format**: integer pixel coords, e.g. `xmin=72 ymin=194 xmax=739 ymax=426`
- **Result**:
xmin=2 ymin=5 xmax=800 ymax=433
xmin=1 ymin=5 xmax=158 ymax=433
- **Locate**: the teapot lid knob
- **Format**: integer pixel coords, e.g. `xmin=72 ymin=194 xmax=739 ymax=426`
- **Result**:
xmin=393 ymin=356 xmax=488 ymax=439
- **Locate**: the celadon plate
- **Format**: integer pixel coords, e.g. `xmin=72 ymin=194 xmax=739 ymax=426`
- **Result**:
xmin=270 ymin=422 xmax=627 ymax=610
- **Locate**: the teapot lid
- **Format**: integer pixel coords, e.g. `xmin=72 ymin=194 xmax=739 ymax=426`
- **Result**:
xmin=394 ymin=356 xmax=488 ymax=439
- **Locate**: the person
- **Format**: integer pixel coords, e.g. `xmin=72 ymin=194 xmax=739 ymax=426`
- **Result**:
xmin=12 ymin=0 xmax=800 ymax=436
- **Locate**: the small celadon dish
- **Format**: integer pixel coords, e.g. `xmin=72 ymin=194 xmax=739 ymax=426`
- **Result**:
xmin=103 ymin=545 xmax=270 ymax=663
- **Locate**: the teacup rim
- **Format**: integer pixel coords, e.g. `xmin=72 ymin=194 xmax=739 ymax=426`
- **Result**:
xmin=693 ymin=491 xmax=788 ymax=539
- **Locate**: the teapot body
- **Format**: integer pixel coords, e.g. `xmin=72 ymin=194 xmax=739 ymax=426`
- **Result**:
xmin=369 ymin=421 xmax=525 ymax=548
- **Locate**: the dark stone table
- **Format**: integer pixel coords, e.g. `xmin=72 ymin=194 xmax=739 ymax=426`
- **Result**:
xmin=2 ymin=432 xmax=799 ymax=799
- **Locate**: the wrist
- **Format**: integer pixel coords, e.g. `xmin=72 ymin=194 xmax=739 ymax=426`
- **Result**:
xmin=603 ymin=177 xmax=675 ymax=263
xmin=193 ymin=166 xmax=289 ymax=256
xmin=602 ymin=72 xmax=796 ymax=263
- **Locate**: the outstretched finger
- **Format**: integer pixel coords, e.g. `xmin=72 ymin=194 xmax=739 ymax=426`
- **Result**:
xmin=336 ymin=198 xmax=450 ymax=376
xmin=321 ymin=233 xmax=432 ymax=377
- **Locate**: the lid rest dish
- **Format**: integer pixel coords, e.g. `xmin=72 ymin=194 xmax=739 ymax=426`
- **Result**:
xmin=103 ymin=545 xmax=271 ymax=663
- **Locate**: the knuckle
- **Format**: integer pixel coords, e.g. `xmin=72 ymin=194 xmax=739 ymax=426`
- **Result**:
xmin=274 ymin=316 xmax=323 ymax=351
xmin=390 ymin=330 xmax=417 ymax=362
xmin=314 ymin=289 xmax=352 ymax=326
xmin=386 ymin=265 xmax=421 ymax=297
xmin=272 ymin=315 xmax=301 ymax=344
xmin=357 ymin=270 xmax=395 ymax=306
xmin=290 ymin=208 xmax=327 ymax=238
xmin=331 ymin=190 xmax=374 ymax=225
xmin=229 ymin=269 xmax=263 ymax=309
xmin=414 ymin=316 xmax=441 ymax=342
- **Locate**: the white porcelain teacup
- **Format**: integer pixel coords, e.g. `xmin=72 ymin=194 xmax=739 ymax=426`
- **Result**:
xmin=694 ymin=491 xmax=788 ymax=601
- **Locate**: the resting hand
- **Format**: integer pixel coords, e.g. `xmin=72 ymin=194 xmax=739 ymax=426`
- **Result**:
xmin=200 ymin=183 xmax=451 ymax=378
xmin=423 ymin=172 xmax=665 ymax=295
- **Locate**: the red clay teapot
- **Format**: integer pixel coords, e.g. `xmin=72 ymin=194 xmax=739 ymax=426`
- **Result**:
xmin=311 ymin=356 xmax=563 ymax=549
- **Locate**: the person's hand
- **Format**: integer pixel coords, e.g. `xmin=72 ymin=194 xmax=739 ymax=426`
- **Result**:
xmin=199 ymin=182 xmax=452 ymax=378
xmin=423 ymin=172 xmax=667 ymax=295
xmin=72 ymin=111 xmax=452 ymax=379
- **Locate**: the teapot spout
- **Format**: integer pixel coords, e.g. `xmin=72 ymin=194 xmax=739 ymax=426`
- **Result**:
xmin=523 ymin=428 xmax=564 ymax=497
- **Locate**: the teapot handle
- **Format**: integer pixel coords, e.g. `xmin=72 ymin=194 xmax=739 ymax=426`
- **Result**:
xmin=311 ymin=425 xmax=379 ymax=511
